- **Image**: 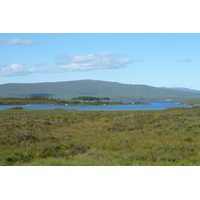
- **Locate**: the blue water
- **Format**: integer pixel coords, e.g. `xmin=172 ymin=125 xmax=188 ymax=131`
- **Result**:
xmin=0 ymin=100 xmax=199 ymax=111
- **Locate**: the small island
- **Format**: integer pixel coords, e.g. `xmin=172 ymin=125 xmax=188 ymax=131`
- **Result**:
xmin=131 ymin=102 xmax=149 ymax=105
xmin=61 ymin=101 xmax=150 ymax=106
xmin=58 ymin=96 xmax=150 ymax=106
xmin=71 ymin=96 xmax=110 ymax=101
xmin=177 ymin=101 xmax=200 ymax=105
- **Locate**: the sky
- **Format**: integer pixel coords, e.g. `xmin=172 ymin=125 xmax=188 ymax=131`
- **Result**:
xmin=0 ymin=33 xmax=200 ymax=90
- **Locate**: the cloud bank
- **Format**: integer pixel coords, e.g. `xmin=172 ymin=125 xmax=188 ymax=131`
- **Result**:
xmin=0 ymin=52 xmax=133 ymax=77
xmin=0 ymin=38 xmax=36 ymax=46
xmin=56 ymin=52 xmax=133 ymax=71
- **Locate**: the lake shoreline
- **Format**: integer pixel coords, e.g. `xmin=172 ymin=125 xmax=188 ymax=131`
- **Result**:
xmin=0 ymin=99 xmax=198 ymax=111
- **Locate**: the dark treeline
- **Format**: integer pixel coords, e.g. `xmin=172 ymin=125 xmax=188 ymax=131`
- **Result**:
xmin=71 ymin=96 xmax=110 ymax=101
xmin=25 ymin=96 xmax=54 ymax=100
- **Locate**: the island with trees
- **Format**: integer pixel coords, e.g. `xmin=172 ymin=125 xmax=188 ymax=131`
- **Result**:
xmin=71 ymin=96 xmax=110 ymax=101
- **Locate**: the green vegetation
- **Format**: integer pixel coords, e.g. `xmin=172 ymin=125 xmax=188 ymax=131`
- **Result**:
xmin=0 ymin=107 xmax=200 ymax=166
xmin=60 ymin=100 xmax=149 ymax=106
xmin=0 ymin=97 xmax=150 ymax=106
xmin=0 ymin=96 xmax=60 ymax=105
xmin=178 ymin=101 xmax=200 ymax=105
xmin=71 ymin=96 xmax=110 ymax=101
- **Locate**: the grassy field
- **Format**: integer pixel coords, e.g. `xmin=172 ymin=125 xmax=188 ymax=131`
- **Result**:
xmin=0 ymin=107 xmax=200 ymax=166
xmin=0 ymin=97 xmax=59 ymax=105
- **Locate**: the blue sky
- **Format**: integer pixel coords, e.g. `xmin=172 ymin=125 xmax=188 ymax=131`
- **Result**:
xmin=0 ymin=33 xmax=200 ymax=90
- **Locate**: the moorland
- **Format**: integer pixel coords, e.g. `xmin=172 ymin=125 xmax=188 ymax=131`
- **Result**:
xmin=0 ymin=106 xmax=200 ymax=166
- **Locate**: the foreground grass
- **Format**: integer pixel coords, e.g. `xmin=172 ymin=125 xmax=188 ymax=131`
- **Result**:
xmin=0 ymin=107 xmax=200 ymax=166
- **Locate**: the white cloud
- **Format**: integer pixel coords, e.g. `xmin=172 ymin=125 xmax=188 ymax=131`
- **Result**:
xmin=56 ymin=52 xmax=133 ymax=71
xmin=0 ymin=38 xmax=35 ymax=46
xmin=0 ymin=52 xmax=134 ymax=77
xmin=0 ymin=64 xmax=30 ymax=77
xmin=0 ymin=64 xmax=47 ymax=77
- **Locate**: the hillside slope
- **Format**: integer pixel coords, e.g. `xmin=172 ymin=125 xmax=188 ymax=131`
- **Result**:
xmin=1 ymin=80 xmax=200 ymax=99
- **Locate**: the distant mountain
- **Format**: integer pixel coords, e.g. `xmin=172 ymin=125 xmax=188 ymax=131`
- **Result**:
xmin=169 ymin=87 xmax=200 ymax=93
xmin=1 ymin=79 xmax=200 ymax=99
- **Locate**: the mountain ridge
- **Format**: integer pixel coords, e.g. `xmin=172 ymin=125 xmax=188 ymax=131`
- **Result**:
xmin=163 ymin=87 xmax=200 ymax=93
xmin=1 ymin=79 xmax=200 ymax=99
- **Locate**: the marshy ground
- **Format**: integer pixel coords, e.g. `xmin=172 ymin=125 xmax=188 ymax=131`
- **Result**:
xmin=0 ymin=106 xmax=200 ymax=166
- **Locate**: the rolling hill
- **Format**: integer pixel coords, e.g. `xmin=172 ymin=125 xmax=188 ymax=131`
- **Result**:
xmin=168 ymin=87 xmax=200 ymax=93
xmin=1 ymin=79 xmax=200 ymax=99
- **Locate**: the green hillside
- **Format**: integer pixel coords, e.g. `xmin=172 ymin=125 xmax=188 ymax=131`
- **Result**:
xmin=1 ymin=79 xmax=200 ymax=99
